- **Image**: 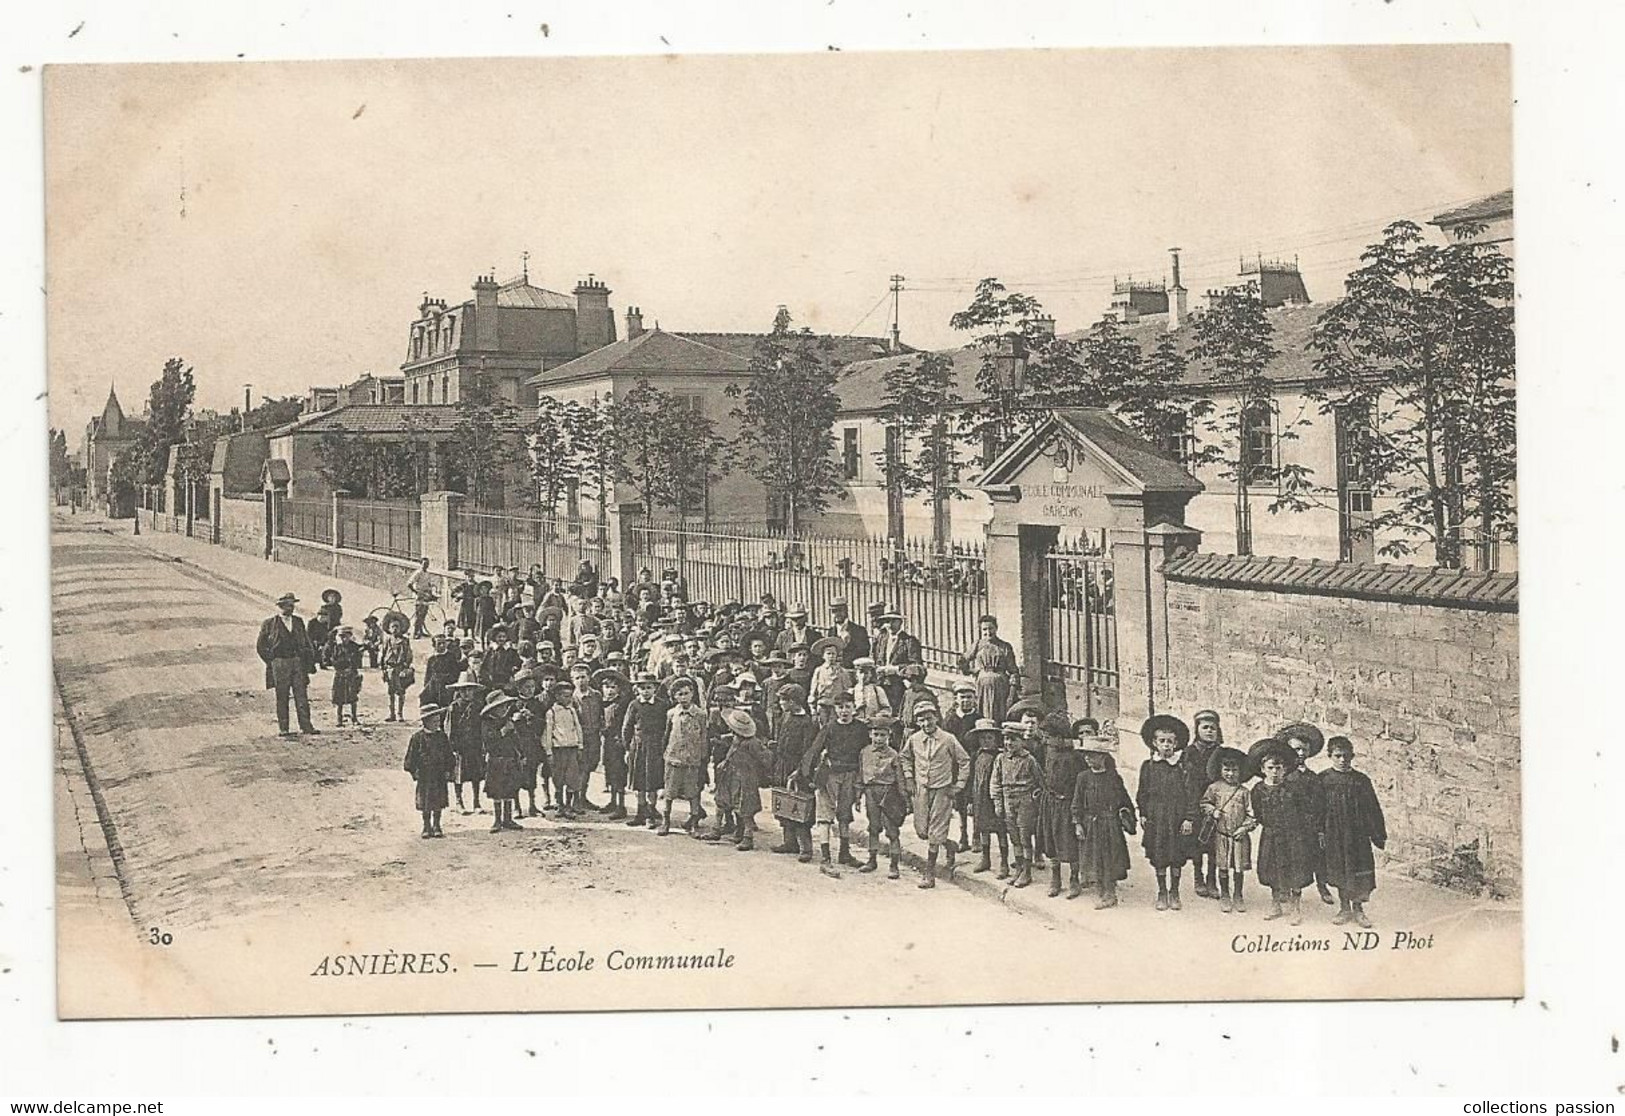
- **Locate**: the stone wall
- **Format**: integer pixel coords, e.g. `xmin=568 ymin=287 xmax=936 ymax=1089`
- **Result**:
xmin=216 ymin=495 xmax=264 ymax=557
xmin=271 ymin=536 xmax=420 ymax=600
xmin=1162 ymin=568 xmax=1520 ymax=898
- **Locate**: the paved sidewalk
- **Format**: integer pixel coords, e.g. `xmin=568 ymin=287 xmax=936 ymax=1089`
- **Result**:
xmin=90 ymin=512 xmax=1519 ymax=943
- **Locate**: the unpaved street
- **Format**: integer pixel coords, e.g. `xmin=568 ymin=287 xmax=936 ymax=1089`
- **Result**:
xmin=52 ymin=515 xmax=1519 ymax=1017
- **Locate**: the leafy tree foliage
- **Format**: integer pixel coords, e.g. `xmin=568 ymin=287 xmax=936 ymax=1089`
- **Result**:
xmin=135 ymin=358 xmax=197 ymax=485
xmin=725 ymin=308 xmax=847 ymax=536
xmin=1310 ymin=220 xmax=1516 ymax=566
xmin=443 ymin=374 xmax=524 ymax=508
xmin=1191 ymin=283 xmax=1314 ymax=554
xmin=607 ymin=380 xmax=727 ymax=518
xmin=872 ymin=350 xmax=972 ymax=546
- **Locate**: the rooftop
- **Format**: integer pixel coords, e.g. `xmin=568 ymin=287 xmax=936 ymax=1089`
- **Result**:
xmin=527 ymin=328 xmax=748 ymax=387
xmin=496 ymin=277 xmax=577 ymax=311
xmin=834 ymin=300 xmax=1337 ymax=414
xmin=1430 ymin=189 xmax=1513 ymax=227
xmin=267 ymin=403 xmax=536 ymax=437
xmin=677 ymin=331 xmax=908 ymax=368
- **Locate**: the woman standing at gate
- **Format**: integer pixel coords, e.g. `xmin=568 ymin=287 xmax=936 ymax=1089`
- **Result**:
xmin=957 ymin=615 xmax=1020 ymax=724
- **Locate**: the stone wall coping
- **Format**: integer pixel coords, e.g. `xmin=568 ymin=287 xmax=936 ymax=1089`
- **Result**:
xmin=1164 ymin=553 xmax=1518 ymax=612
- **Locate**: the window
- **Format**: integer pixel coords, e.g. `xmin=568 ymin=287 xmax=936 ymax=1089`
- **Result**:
xmin=842 ymin=427 xmax=860 ymax=479
xmin=1156 ymin=413 xmax=1197 ymax=466
xmin=411 ymin=379 xmax=420 ymax=405
xmin=441 ymin=375 xmax=450 ymax=404
xmin=1240 ymin=400 xmax=1275 ymax=486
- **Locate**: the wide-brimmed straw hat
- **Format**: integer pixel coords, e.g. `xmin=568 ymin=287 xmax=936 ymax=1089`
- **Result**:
xmin=809 ymin=637 xmax=843 ymax=661
xmin=417 ymin=703 xmax=447 ymax=721
xmin=276 ymin=592 xmax=299 ymax=606
xmin=1274 ymin=721 xmax=1326 ymax=759
xmin=1248 ymin=736 xmax=1297 ymax=773
xmin=591 ymin=668 xmax=626 ymax=691
xmin=1140 ymin=714 xmax=1191 ymax=750
xmin=1207 ymin=745 xmax=1253 ymax=783
xmin=722 ymin=709 xmax=758 ymax=738
xmin=480 ymin=693 xmax=518 ymax=719
xmin=966 ymin=718 xmax=1002 ymax=742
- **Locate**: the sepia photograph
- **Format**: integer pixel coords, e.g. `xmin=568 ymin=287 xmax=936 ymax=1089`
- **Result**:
xmin=44 ymin=44 xmax=1520 ymax=1020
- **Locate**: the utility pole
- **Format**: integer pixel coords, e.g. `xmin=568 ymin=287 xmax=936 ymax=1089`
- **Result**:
xmin=888 ymin=273 xmax=906 ymax=353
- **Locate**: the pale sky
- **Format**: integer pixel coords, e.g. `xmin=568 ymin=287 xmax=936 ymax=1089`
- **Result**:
xmin=45 ymin=45 xmax=1509 ymax=435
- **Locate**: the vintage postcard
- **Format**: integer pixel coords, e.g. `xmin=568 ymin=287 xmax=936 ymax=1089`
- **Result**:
xmin=47 ymin=45 xmax=1518 ymax=1019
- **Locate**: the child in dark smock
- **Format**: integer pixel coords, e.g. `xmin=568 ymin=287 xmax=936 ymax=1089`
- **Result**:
xmin=403 ymin=704 xmax=455 ymax=838
xmin=329 ymin=626 xmax=364 ymax=726
xmin=1250 ymin=739 xmax=1319 ymax=925
xmin=447 ymin=673 xmax=485 ymax=815
xmin=1135 ymin=714 xmax=1200 ymax=911
xmin=1071 ymin=744 xmax=1134 ymax=909
xmin=1320 ymin=735 xmax=1387 ymax=928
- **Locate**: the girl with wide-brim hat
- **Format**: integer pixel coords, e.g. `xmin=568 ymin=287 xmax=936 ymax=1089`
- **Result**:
xmin=1073 ymin=738 xmax=1135 ymax=909
xmin=1200 ymin=745 xmax=1258 ymax=912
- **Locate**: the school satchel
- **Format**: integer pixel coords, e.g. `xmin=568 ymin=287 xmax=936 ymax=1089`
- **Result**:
xmin=400 ymin=665 xmax=417 ymax=686
xmin=1197 ymin=785 xmax=1245 ymax=846
xmin=1118 ymin=807 xmax=1137 ymax=836
xmin=772 ymin=774 xmax=815 ymax=826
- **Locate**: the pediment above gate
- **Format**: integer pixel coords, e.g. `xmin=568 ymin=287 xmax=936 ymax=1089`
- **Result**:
xmin=976 ymin=408 xmax=1202 ymax=529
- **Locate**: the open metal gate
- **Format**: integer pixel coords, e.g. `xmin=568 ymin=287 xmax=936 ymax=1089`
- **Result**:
xmin=1042 ymin=531 xmax=1118 ymax=718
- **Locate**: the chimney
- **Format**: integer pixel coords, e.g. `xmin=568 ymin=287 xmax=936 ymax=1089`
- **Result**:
xmin=1167 ymin=247 xmax=1188 ymax=331
xmin=472 ymin=273 xmax=500 ymax=351
xmin=573 ymin=275 xmax=615 ymax=352
xmin=625 ymin=305 xmax=645 ymax=340
xmin=1032 ymin=315 xmax=1056 ymax=339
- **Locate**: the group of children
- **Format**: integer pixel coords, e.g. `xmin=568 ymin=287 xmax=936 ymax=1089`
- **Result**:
xmin=383 ymin=562 xmax=1388 ymax=923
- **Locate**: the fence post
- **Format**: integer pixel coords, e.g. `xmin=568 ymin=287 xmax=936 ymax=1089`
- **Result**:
xmin=607 ymin=501 xmax=642 ymax=591
xmin=421 ymin=491 xmax=463 ymax=576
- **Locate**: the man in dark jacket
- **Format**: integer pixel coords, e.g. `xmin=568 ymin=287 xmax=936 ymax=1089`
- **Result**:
xmin=256 ymin=592 xmax=319 ymax=737
xmin=825 ymin=599 xmax=871 ymax=667
xmin=872 ymin=608 xmax=923 ymax=714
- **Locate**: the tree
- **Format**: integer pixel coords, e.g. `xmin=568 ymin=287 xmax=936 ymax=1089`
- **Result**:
xmin=1309 ymin=220 xmax=1516 ymax=567
xmin=948 ymin=278 xmax=1052 ymax=458
xmin=135 ymin=358 xmax=197 ymax=485
xmin=1190 ymin=283 xmax=1315 ymax=555
xmin=606 ymin=379 xmax=727 ymax=519
xmin=725 ymin=308 xmax=847 ymax=536
xmin=527 ymin=395 xmax=595 ymax=514
xmin=48 ymin=429 xmax=71 ymax=492
xmin=872 ymin=350 xmax=972 ymax=547
xmin=229 ymin=395 xmax=304 ymax=432
xmin=443 ymin=373 xmax=524 ymax=508
xmin=107 ymin=447 xmax=143 ymax=514
xmin=315 ymin=429 xmax=426 ymax=498
xmin=1124 ymin=331 xmax=1221 ymax=470
xmin=566 ymin=396 xmax=616 ymax=522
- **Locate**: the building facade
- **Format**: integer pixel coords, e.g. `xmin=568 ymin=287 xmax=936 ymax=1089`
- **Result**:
xmin=80 ymin=386 xmax=144 ymax=503
xmin=401 ymin=271 xmax=617 ymax=408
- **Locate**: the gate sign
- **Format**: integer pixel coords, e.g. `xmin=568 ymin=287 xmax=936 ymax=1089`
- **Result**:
xmin=976 ymin=408 xmax=1203 ymax=529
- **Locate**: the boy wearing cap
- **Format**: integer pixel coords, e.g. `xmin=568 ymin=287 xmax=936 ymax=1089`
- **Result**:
xmin=623 ymin=672 xmax=669 ymax=828
xmin=542 ymin=678 xmax=586 ymax=819
xmin=896 ymin=664 xmax=934 ymax=733
xmin=992 ymin=723 xmax=1043 ymax=888
xmin=941 ymin=681 xmax=982 ymax=853
xmin=800 ymin=692 xmax=869 ymax=877
xmin=901 ymin=701 xmax=972 ymax=889
xmin=775 ymin=605 xmax=815 ymax=657
xmin=404 ymin=703 xmax=455 ymax=838
xmin=872 ymin=608 xmax=921 ymax=714
xmin=660 ymin=676 xmax=707 ymax=837
xmin=965 ymin=718 xmax=1009 ymax=878
xmin=572 ymin=662 xmax=605 ymax=812
xmin=482 ymin=627 xmax=520 ymax=687
xmin=595 ymin=669 xmax=631 ymax=819
xmin=856 ymin=712 xmax=908 ymax=879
